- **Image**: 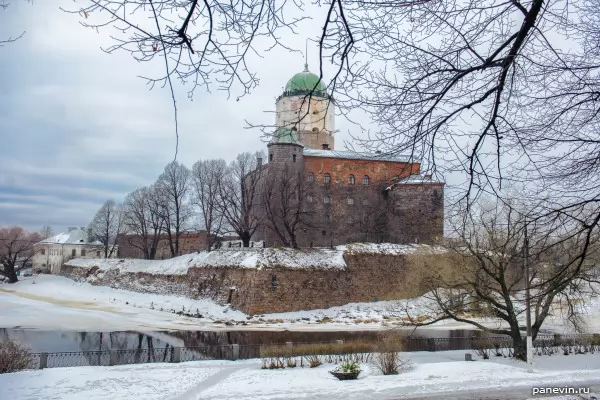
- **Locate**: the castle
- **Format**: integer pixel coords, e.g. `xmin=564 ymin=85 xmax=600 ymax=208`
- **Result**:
xmin=250 ymin=65 xmax=445 ymax=248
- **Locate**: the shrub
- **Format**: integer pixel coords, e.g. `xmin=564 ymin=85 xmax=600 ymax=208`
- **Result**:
xmin=371 ymin=333 xmax=411 ymax=375
xmin=304 ymin=354 xmax=323 ymax=368
xmin=0 ymin=340 xmax=32 ymax=374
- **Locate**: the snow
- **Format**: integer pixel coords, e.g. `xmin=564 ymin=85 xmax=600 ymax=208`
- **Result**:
xmin=67 ymin=247 xmax=347 ymax=275
xmin=338 ymin=242 xmax=446 ymax=256
xmin=40 ymin=228 xmax=101 ymax=245
xmin=1 ymin=351 xmax=598 ymax=400
xmin=1 ymin=274 xmax=599 ymax=333
xmin=0 ymin=275 xmax=244 ymax=331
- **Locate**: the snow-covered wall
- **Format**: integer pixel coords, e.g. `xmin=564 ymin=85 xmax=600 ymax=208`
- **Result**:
xmin=62 ymin=244 xmax=438 ymax=314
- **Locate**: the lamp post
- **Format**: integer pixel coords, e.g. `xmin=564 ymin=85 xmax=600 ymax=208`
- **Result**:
xmin=524 ymin=222 xmax=534 ymax=372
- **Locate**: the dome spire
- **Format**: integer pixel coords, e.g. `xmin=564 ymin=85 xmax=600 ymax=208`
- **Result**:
xmin=304 ymin=38 xmax=309 ymax=72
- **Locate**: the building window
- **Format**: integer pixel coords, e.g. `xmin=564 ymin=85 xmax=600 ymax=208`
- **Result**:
xmin=324 ymin=173 xmax=331 ymax=184
xmin=81 ymin=249 xmax=86 ymax=257
xmin=324 ymin=214 xmax=331 ymax=223
xmin=72 ymin=249 xmax=76 ymax=257
xmin=322 ymin=230 xmax=327 ymax=236
xmin=96 ymin=251 xmax=101 ymax=257
xmin=292 ymin=154 xmax=297 ymax=162
xmin=323 ymin=195 xmax=331 ymax=204
xmin=347 ymin=197 xmax=354 ymax=205
xmin=347 ymin=216 xmax=354 ymax=224
xmin=307 ymin=194 xmax=313 ymax=203
xmin=269 ymin=153 xmax=273 ymax=161
xmin=348 ymin=174 xmax=355 ymax=185
xmin=362 ymin=199 xmax=369 ymax=206
xmin=363 ymin=175 xmax=370 ymax=185
xmin=307 ymin=172 xmax=314 ymax=182
xmin=41 ymin=249 xmax=45 ymax=255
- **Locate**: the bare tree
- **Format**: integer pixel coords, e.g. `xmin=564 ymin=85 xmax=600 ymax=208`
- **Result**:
xmin=261 ymin=165 xmax=314 ymax=248
xmin=0 ymin=1 xmax=26 ymax=46
xmin=403 ymin=199 xmax=600 ymax=360
xmin=39 ymin=225 xmax=54 ymax=240
xmin=88 ymin=199 xmax=123 ymax=258
xmin=218 ymin=152 xmax=264 ymax=247
xmin=156 ymin=161 xmax=191 ymax=257
xmin=0 ymin=226 xmax=41 ymax=283
xmin=192 ymin=159 xmax=226 ymax=251
xmin=122 ymin=185 xmax=164 ymax=259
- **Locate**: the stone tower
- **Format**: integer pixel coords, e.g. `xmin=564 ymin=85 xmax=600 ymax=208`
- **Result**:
xmin=275 ymin=65 xmax=335 ymax=150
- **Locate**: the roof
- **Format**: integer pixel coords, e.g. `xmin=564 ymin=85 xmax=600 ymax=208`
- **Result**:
xmin=394 ymin=173 xmax=444 ymax=184
xmin=303 ymin=148 xmax=412 ymax=163
xmin=269 ymin=127 xmax=303 ymax=146
xmin=282 ymin=67 xmax=328 ymax=98
xmin=39 ymin=228 xmax=101 ymax=245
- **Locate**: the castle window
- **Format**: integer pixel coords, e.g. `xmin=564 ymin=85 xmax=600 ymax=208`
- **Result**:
xmin=348 ymin=174 xmax=355 ymax=185
xmin=293 ymin=154 xmax=297 ymax=162
xmin=347 ymin=197 xmax=354 ymax=205
xmin=324 ymin=173 xmax=331 ymax=184
xmin=322 ymin=230 xmax=327 ymax=236
xmin=347 ymin=216 xmax=354 ymax=224
xmin=324 ymin=214 xmax=331 ymax=223
xmin=307 ymin=172 xmax=314 ymax=182
xmin=362 ymin=175 xmax=370 ymax=185
xmin=81 ymin=249 xmax=86 ymax=257
xmin=307 ymin=194 xmax=313 ymax=203
xmin=269 ymin=153 xmax=273 ymax=162
xmin=323 ymin=195 xmax=331 ymax=204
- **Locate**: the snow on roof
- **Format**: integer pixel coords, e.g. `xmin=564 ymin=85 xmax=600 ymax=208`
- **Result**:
xmin=394 ymin=173 xmax=444 ymax=185
xmin=66 ymin=247 xmax=347 ymax=275
xmin=303 ymin=148 xmax=413 ymax=163
xmin=39 ymin=228 xmax=101 ymax=245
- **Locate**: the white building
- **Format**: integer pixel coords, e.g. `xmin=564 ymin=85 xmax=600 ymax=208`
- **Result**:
xmin=32 ymin=227 xmax=114 ymax=274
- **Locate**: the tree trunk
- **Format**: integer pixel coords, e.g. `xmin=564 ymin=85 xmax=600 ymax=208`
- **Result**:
xmin=241 ymin=232 xmax=251 ymax=247
xmin=4 ymin=266 xmax=18 ymax=283
xmin=511 ymin=332 xmax=527 ymax=361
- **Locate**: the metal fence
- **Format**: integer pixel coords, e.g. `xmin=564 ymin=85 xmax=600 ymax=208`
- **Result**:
xmin=24 ymin=333 xmax=598 ymax=370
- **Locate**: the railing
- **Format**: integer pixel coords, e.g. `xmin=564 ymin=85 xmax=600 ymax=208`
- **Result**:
xmin=23 ymin=333 xmax=598 ymax=369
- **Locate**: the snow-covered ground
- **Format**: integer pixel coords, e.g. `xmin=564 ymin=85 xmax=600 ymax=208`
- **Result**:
xmin=1 ymin=274 xmax=600 ymax=333
xmin=1 ymin=351 xmax=599 ymax=400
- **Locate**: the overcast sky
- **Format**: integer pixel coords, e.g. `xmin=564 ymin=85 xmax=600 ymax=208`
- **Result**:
xmin=0 ymin=0 xmax=371 ymax=234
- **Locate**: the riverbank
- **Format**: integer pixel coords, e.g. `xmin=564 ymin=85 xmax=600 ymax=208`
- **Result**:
xmin=1 ymin=275 xmax=599 ymax=334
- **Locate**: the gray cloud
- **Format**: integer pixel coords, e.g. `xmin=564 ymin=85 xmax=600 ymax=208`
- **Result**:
xmin=0 ymin=0 xmax=363 ymax=234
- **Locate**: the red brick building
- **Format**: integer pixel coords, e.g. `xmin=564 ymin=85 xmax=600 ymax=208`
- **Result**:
xmin=116 ymin=232 xmax=209 ymax=259
xmin=252 ymin=67 xmax=444 ymax=247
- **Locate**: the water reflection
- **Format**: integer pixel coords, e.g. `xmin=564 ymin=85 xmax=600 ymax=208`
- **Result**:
xmin=0 ymin=328 xmax=488 ymax=353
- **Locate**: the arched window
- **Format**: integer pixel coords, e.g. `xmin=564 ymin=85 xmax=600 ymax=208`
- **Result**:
xmin=362 ymin=175 xmax=370 ymax=185
xmin=324 ymin=173 xmax=331 ymax=184
xmin=347 ymin=197 xmax=354 ymax=205
xmin=307 ymin=172 xmax=314 ymax=182
xmin=323 ymin=195 xmax=332 ymax=204
xmin=348 ymin=174 xmax=355 ymax=185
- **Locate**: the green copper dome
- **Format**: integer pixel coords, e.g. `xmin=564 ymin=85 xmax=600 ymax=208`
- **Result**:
xmin=282 ymin=68 xmax=328 ymax=97
xmin=269 ymin=127 xmax=303 ymax=146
